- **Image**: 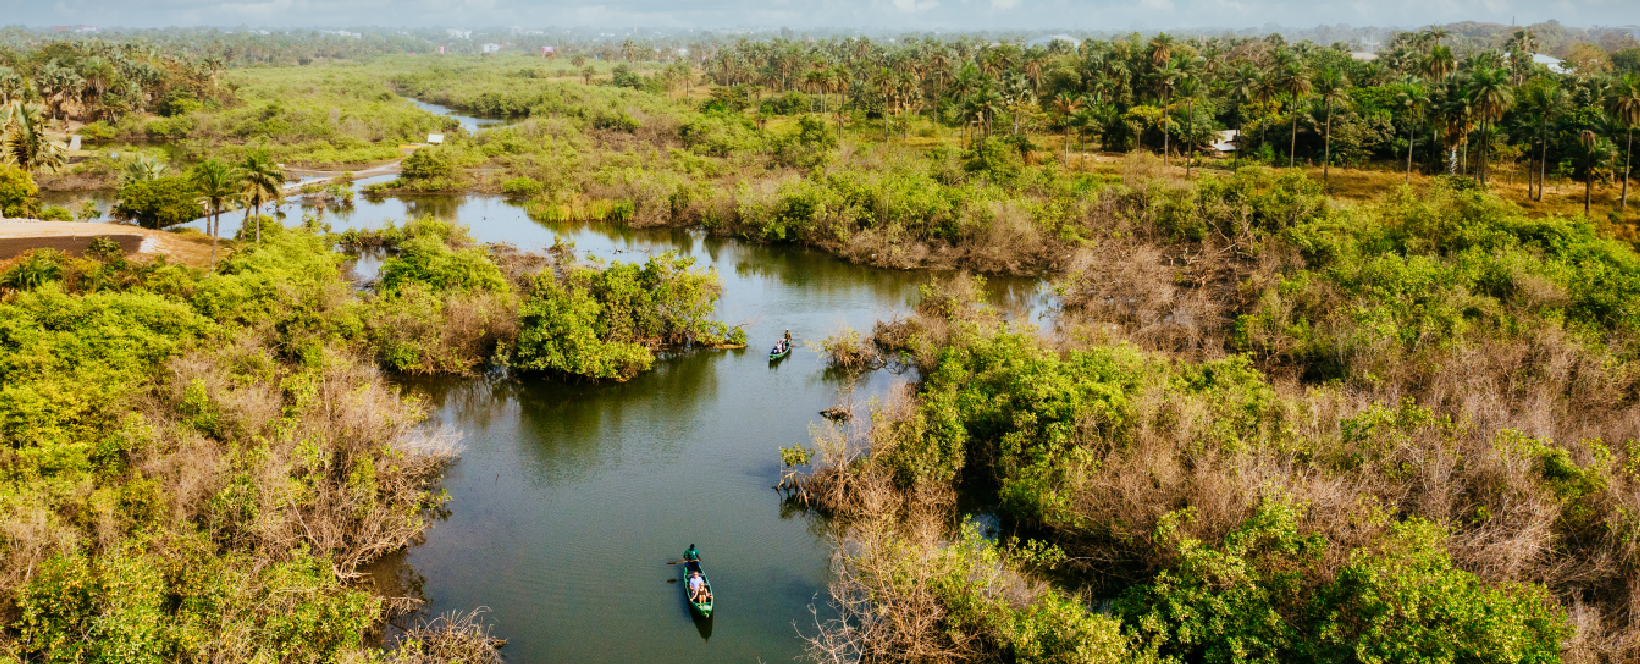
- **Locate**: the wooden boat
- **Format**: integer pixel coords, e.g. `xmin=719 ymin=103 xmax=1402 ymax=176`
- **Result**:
xmin=769 ymin=342 xmax=791 ymax=361
xmin=683 ymin=558 xmax=714 ymax=617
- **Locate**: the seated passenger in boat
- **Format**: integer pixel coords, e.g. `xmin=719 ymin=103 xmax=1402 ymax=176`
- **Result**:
xmin=688 ymin=571 xmax=708 ymax=602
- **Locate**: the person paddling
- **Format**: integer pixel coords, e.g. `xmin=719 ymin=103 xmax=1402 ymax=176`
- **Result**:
xmin=684 ymin=544 xmax=701 ymax=573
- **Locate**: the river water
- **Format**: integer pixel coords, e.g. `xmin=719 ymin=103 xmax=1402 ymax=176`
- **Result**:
xmin=42 ymin=107 xmax=1047 ymax=662
xmin=306 ymin=193 xmax=1042 ymax=662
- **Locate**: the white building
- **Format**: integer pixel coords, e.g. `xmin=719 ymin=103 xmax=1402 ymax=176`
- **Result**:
xmin=447 ymin=29 xmax=472 ymax=39
xmin=1533 ymin=53 xmax=1569 ymax=75
xmin=481 ymin=43 xmax=502 ymax=54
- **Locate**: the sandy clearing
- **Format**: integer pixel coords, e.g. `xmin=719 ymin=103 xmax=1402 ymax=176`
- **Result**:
xmin=0 ymin=222 xmax=219 ymax=267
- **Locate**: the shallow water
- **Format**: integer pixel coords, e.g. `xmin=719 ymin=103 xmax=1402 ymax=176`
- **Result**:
xmin=300 ymin=192 xmax=1047 ymax=662
xmin=44 ymin=100 xmax=1049 ymax=658
xmin=406 ymin=98 xmax=515 ymax=133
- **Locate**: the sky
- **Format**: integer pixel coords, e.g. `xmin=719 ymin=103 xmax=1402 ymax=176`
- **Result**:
xmin=7 ymin=0 xmax=1640 ymax=31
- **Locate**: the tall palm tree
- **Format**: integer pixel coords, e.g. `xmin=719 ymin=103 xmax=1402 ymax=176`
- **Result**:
xmin=238 ymin=152 xmax=285 ymax=242
xmin=1424 ymin=45 xmax=1455 ymax=84
xmin=1608 ymin=75 xmax=1640 ymax=210
xmin=191 ymin=159 xmax=243 ymax=269
xmin=1278 ymin=62 xmax=1313 ymax=167
xmin=1254 ymin=68 xmax=1281 ymax=162
xmin=1227 ymin=63 xmax=1261 ymax=168
xmin=1314 ymin=68 xmax=1349 ymax=185
xmin=1427 ymin=26 xmax=1451 ymax=49
xmin=1434 ymin=87 xmax=1473 ymax=176
xmin=1175 ymin=76 xmax=1206 ymax=177
xmin=1149 ymin=33 xmax=1174 ymax=69
xmin=1155 ymin=63 xmax=1183 ymax=166
xmin=1051 ymin=93 xmax=1084 ymax=165
xmin=1524 ymin=81 xmax=1569 ymax=201
xmin=1467 ymin=67 xmax=1514 ymax=186
xmin=1580 ymin=129 xmax=1601 ymax=216
xmin=1396 ymin=83 xmax=1429 ymax=184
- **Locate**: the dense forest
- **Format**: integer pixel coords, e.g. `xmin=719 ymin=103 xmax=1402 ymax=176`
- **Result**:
xmin=3 ymin=22 xmax=1640 ymax=663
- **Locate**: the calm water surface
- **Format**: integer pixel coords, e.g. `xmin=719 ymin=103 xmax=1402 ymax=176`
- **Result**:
xmin=313 ymin=193 xmax=1044 ymax=663
xmin=51 ymin=122 xmax=1046 ymax=661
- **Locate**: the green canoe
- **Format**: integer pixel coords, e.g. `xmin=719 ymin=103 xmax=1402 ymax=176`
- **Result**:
xmin=769 ymin=341 xmax=791 ymax=361
xmin=683 ymin=557 xmax=714 ymax=617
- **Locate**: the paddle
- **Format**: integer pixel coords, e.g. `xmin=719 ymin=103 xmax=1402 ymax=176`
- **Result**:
xmin=665 ymin=559 xmax=701 ymax=565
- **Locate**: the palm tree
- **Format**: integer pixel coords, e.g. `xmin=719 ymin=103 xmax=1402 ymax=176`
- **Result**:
xmin=191 ymin=159 xmax=243 ymax=269
xmin=1175 ymin=77 xmax=1207 ymax=177
xmin=1149 ymin=33 xmax=1174 ymax=69
xmin=1424 ymin=45 xmax=1455 ymax=84
xmin=1155 ymin=62 xmax=1182 ymax=165
xmin=1580 ymin=129 xmax=1601 ymax=216
xmin=118 ymin=153 xmax=167 ymax=187
xmin=1608 ymin=75 xmax=1640 ymax=210
xmin=1314 ymin=68 xmax=1349 ymax=185
xmin=1051 ymin=93 xmax=1084 ymax=165
xmin=1396 ymin=83 xmax=1428 ymax=184
xmin=1227 ymin=63 xmax=1261 ymax=168
xmin=2 ymin=102 xmax=65 ymax=173
xmin=1278 ymin=62 xmax=1313 ymax=167
xmin=1434 ymin=88 xmax=1473 ymax=176
xmin=1427 ymin=26 xmax=1451 ymax=49
xmin=1467 ymin=67 xmax=1514 ymax=186
xmin=239 ymin=152 xmax=285 ymax=242
xmin=1524 ymin=82 xmax=1569 ymax=201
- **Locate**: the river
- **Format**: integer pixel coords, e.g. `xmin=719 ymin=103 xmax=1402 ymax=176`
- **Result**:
xmin=39 ymin=109 xmax=1046 ymax=663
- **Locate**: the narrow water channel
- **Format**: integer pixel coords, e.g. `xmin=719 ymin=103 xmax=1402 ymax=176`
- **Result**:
xmin=45 ymin=102 xmax=1048 ymax=661
xmin=310 ymin=193 xmax=1044 ymax=663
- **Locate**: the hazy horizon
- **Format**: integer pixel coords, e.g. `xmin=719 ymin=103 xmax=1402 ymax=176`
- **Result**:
xmin=8 ymin=0 xmax=1640 ymax=34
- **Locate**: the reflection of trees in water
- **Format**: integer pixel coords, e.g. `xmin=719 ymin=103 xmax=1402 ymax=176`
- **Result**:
xmin=400 ymin=195 xmax=467 ymax=220
xmin=396 ymin=349 xmax=732 ymax=487
xmin=395 ymin=371 xmax=517 ymax=432
xmin=731 ymin=248 xmax=925 ymax=305
xmin=356 ymin=547 xmax=431 ymax=645
xmin=507 ymin=348 xmax=728 ymax=483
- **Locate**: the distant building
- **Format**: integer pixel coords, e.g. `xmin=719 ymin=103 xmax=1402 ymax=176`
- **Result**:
xmin=1350 ymin=52 xmax=1378 ymax=61
xmin=481 ymin=43 xmax=502 ymax=54
xmin=1533 ymin=53 xmax=1568 ymax=74
xmin=446 ymin=29 xmax=472 ymax=39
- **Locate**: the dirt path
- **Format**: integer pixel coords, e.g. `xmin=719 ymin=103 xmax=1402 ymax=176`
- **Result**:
xmin=0 ymin=222 xmax=218 ymax=267
xmin=282 ymin=159 xmax=403 ymax=191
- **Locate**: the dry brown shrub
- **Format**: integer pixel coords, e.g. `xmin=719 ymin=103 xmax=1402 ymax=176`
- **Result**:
xmin=814 ymin=328 xmax=884 ymax=372
xmin=131 ymin=342 xmax=453 ymax=574
xmin=363 ymin=289 xmax=517 ymax=375
xmin=957 ymin=201 xmax=1051 ymax=274
xmin=388 ymin=608 xmax=504 ymax=664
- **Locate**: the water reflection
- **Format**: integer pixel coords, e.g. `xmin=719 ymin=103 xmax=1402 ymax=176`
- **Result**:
xmin=51 ymin=184 xmax=1046 ymax=662
xmin=404 ymin=98 xmax=515 ymax=133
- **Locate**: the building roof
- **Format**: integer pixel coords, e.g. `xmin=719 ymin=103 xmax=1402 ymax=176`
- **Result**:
xmin=1533 ymin=53 xmax=1568 ymax=74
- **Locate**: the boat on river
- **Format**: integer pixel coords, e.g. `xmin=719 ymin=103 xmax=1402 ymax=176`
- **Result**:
xmin=683 ymin=557 xmax=714 ymax=617
xmin=769 ymin=340 xmax=791 ymax=361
